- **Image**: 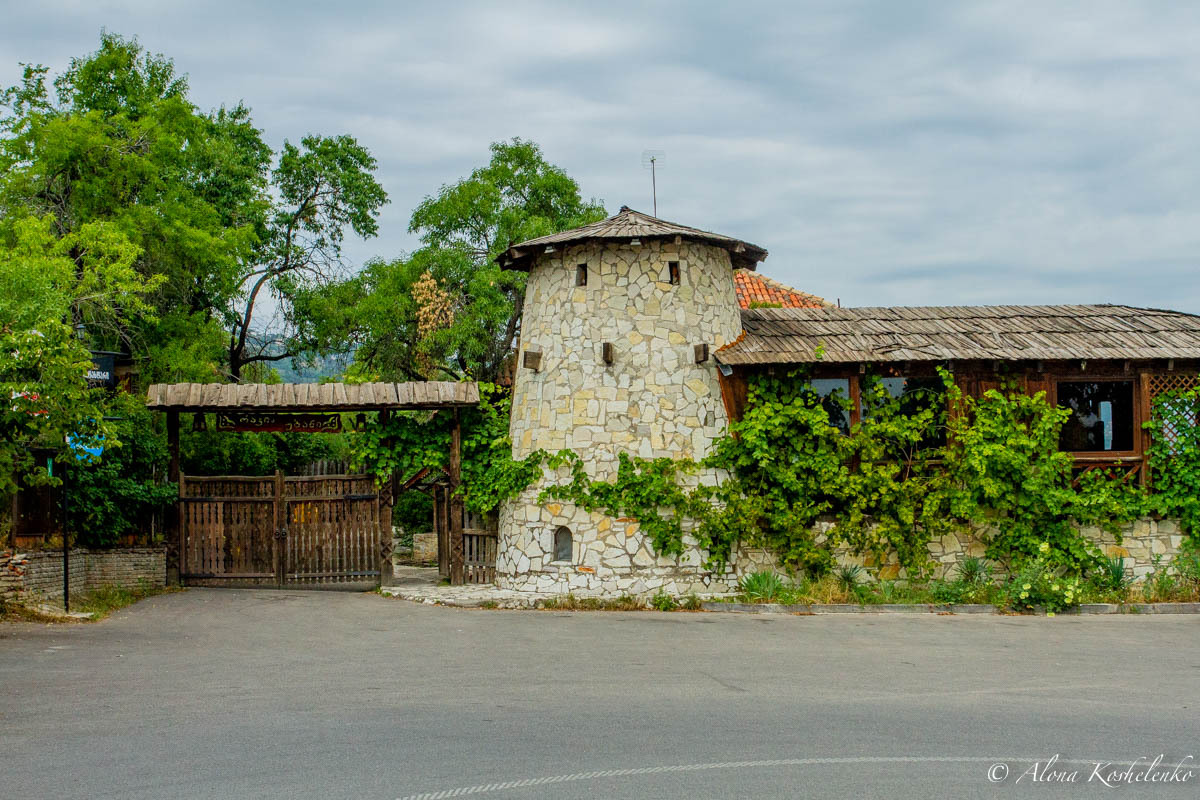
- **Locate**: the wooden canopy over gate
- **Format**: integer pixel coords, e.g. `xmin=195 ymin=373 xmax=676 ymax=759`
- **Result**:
xmin=147 ymin=382 xmax=481 ymax=586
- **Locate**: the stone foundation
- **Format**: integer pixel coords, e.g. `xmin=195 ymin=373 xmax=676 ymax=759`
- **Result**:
xmin=496 ymin=485 xmax=735 ymax=595
xmin=493 ymin=514 xmax=1189 ymax=595
xmin=731 ymin=518 xmax=1186 ymax=583
xmin=1 ymin=547 xmax=166 ymax=609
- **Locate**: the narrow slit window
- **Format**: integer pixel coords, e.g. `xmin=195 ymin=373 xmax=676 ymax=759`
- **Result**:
xmin=667 ymin=261 xmax=681 ymax=285
xmin=554 ymin=526 xmax=573 ymax=562
xmin=575 ymin=264 xmax=588 ymax=287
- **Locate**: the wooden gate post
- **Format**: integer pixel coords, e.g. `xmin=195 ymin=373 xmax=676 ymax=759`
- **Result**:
xmin=273 ymin=469 xmax=286 ymax=588
xmin=378 ymin=409 xmax=395 ymax=588
xmin=167 ymin=411 xmax=181 ymax=585
xmin=449 ymin=408 xmax=464 ymax=585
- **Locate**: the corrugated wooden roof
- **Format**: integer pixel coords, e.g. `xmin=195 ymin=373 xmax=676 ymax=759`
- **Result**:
xmin=717 ymin=305 xmax=1200 ymax=365
xmin=497 ymin=206 xmax=767 ymax=270
xmin=734 ymin=269 xmax=830 ymax=309
xmin=145 ymin=382 xmax=480 ymax=411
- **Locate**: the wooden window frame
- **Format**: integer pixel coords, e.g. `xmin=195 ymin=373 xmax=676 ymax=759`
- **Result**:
xmin=1050 ymin=375 xmax=1143 ymax=461
xmin=667 ymin=260 xmax=681 ymax=286
xmin=575 ymin=263 xmax=588 ymax=287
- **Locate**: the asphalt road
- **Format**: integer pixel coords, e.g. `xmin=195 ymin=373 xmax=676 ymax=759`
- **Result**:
xmin=3 ymin=590 xmax=1199 ymax=799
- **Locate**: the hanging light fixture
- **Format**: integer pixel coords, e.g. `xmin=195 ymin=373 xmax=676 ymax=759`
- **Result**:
xmin=191 ymin=413 xmax=208 ymax=432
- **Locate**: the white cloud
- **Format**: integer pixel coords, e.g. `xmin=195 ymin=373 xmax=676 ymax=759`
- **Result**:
xmin=3 ymin=0 xmax=1199 ymax=310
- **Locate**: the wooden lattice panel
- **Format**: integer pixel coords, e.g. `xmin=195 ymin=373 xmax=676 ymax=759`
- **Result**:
xmin=1147 ymin=374 xmax=1200 ymax=449
xmin=1147 ymin=373 xmax=1199 ymax=400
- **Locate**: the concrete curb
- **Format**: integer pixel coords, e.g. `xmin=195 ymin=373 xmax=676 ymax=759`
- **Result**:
xmin=700 ymin=602 xmax=998 ymax=614
xmin=383 ymin=588 xmax=1200 ymax=615
xmin=31 ymin=604 xmax=96 ymax=620
xmin=701 ymin=601 xmax=1200 ymax=615
xmin=1073 ymin=602 xmax=1200 ymax=614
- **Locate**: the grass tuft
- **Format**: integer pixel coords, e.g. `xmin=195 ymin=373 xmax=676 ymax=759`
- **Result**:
xmin=72 ymin=580 xmax=178 ymax=619
xmin=542 ymin=593 xmax=645 ymax=611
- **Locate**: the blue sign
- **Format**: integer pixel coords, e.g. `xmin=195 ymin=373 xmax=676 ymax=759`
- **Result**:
xmin=66 ymin=434 xmax=104 ymax=463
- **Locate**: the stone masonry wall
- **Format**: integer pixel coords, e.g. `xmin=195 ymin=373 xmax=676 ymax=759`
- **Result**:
xmin=508 ymin=240 xmax=741 ymax=469
xmin=411 ymin=532 xmax=437 ymax=563
xmin=731 ymin=517 xmax=1187 ymax=583
xmin=1 ymin=548 xmax=166 ymax=608
xmin=498 ymin=240 xmax=743 ymax=593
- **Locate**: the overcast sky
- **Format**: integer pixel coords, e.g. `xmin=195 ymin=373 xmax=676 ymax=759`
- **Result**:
xmin=4 ymin=0 xmax=1199 ymax=311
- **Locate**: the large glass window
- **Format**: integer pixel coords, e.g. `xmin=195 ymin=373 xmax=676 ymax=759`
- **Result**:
xmin=1057 ymin=380 xmax=1135 ymax=452
xmin=809 ymin=378 xmax=851 ymax=435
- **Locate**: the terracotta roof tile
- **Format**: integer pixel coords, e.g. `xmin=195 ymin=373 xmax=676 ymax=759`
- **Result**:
xmin=734 ymin=269 xmax=831 ymax=310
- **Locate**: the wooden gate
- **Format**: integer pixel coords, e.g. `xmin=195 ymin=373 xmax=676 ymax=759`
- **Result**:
xmin=179 ymin=472 xmax=386 ymax=589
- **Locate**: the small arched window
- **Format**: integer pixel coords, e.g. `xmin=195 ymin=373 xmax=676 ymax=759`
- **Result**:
xmin=554 ymin=526 xmax=573 ymax=562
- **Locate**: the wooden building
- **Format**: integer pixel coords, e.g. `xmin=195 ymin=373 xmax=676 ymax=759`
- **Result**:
xmin=716 ymin=304 xmax=1200 ymax=484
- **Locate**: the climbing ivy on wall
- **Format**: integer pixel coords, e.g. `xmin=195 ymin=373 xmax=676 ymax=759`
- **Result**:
xmin=352 ymin=383 xmax=544 ymax=515
xmin=539 ymin=450 xmax=706 ymax=559
xmin=941 ymin=379 xmax=1142 ymax=572
xmin=353 ymin=372 xmax=1186 ymax=577
xmin=537 ymin=369 xmax=1151 ymax=578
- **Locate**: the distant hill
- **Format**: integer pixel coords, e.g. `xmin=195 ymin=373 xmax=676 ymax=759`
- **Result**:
xmin=272 ymin=352 xmax=354 ymax=384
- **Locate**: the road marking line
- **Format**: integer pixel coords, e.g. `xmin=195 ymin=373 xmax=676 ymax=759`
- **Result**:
xmin=396 ymin=756 xmax=1132 ymax=799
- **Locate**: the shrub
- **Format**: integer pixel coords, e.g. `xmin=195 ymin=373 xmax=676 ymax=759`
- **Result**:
xmin=1006 ymin=550 xmax=1082 ymax=613
xmin=650 ymin=590 xmax=678 ymax=611
xmin=1142 ymin=550 xmax=1200 ymax=603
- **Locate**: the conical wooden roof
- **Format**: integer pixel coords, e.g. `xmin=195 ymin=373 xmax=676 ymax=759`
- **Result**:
xmin=498 ymin=206 xmax=767 ymax=270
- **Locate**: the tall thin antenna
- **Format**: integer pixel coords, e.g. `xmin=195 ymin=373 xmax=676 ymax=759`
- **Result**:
xmin=641 ymin=150 xmax=665 ymax=216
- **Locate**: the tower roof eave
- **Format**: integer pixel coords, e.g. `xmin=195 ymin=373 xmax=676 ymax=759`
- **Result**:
xmin=496 ymin=206 xmax=767 ymax=271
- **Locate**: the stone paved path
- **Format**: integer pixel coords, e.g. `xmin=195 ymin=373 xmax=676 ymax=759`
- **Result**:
xmin=382 ymin=565 xmax=733 ymax=608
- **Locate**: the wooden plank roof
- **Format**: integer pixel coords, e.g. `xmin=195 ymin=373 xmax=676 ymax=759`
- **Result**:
xmin=717 ymin=305 xmax=1200 ymax=365
xmin=145 ymin=381 xmax=480 ymax=411
xmin=497 ymin=206 xmax=767 ymax=270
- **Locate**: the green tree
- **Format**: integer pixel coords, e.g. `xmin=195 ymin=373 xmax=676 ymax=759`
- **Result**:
xmin=1 ymin=33 xmax=387 ymax=383
xmin=300 ymin=138 xmax=605 ymax=381
xmin=230 ymin=134 xmax=387 ymax=379
xmin=0 ymin=34 xmax=261 ymax=380
xmin=0 ymin=215 xmax=159 ymax=494
xmin=65 ymin=396 xmax=177 ymax=546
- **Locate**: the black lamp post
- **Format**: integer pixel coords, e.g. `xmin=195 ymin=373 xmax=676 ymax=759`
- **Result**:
xmin=62 ymin=322 xmax=87 ymax=612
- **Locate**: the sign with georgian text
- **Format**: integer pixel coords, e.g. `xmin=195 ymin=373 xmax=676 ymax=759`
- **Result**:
xmin=86 ymin=353 xmax=116 ymax=389
xmin=214 ymin=412 xmax=343 ymax=434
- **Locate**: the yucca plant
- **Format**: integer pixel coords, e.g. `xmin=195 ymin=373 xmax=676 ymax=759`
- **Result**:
xmin=835 ymin=564 xmax=864 ymax=593
xmin=740 ymin=571 xmax=788 ymax=603
xmin=957 ymin=556 xmax=990 ymax=585
xmin=1096 ymin=555 xmax=1132 ymax=593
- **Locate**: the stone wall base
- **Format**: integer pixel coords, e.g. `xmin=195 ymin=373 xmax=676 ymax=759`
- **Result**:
xmin=493 ymin=517 xmax=1188 ymax=596
xmin=1 ymin=548 xmax=166 ymax=609
xmin=495 ymin=567 xmax=734 ymax=596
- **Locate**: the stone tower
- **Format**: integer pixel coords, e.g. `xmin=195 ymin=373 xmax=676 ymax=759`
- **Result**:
xmin=494 ymin=207 xmax=767 ymax=594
